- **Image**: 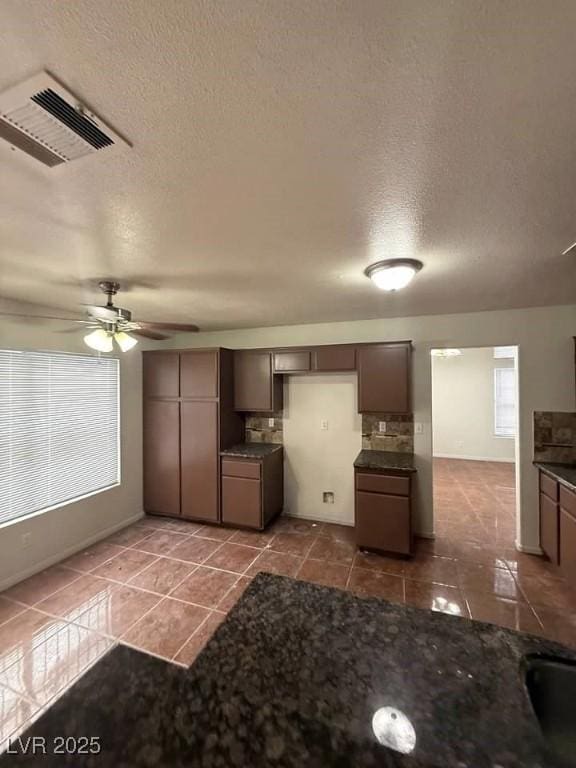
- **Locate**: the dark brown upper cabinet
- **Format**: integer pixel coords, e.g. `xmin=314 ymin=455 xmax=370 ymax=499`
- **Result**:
xmin=180 ymin=350 xmax=219 ymax=399
xmin=273 ymin=351 xmax=311 ymax=373
xmin=357 ymin=342 xmax=411 ymax=413
xmin=234 ymin=351 xmax=283 ymax=412
xmin=313 ymin=345 xmax=356 ymax=372
xmin=143 ymin=351 xmax=179 ymax=398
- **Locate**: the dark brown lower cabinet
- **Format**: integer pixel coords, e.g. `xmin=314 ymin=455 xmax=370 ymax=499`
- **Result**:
xmin=143 ymin=400 xmax=181 ymax=517
xmin=181 ymin=401 xmax=219 ymax=522
xmin=560 ymin=507 xmax=576 ymax=586
xmin=221 ymin=449 xmax=283 ymax=530
xmin=538 ymin=470 xmax=576 ymax=583
xmin=540 ymin=492 xmax=559 ymax=565
xmin=222 ymin=476 xmax=262 ymax=528
xmin=354 ymin=469 xmax=413 ymax=555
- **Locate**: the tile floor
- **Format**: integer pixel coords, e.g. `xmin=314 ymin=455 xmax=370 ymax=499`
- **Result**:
xmin=1 ymin=457 xmax=575 ymax=747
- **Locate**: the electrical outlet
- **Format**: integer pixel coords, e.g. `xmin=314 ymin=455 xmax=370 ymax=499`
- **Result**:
xmin=320 ymin=420 xmax=329 ymax=430
xmin=414 ymin=422 xmax=424 ymax=435
xmin=323 ymin=491 xmax=334 ymax=504
xmin=268 ymin=418 xmax=275 ymax=428
xmin=21 ymin=532 xmax=31 ymax=548
xmin=378 ymin=421 xmax=387 ymax=433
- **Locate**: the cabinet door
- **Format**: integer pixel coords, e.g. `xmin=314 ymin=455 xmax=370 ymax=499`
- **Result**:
xmin=357 ymin=343 xmax=411 ymax=413
xmin=143 ymin=400 xmax=181 ymax=516
xmin=313 ymin=345 xmax=356 ymax=371
xmin=181 ymin=401 xmax=219 ymax=522
xmin=273 ymin=351 xmax=311 ymax=372
xmin=222 ymin=475 xmax=262 ymax=529
xmin=540 ymin=493 xmax=559 ymax=564
xmin=234 ymin=351 xmax=283 ymax=412
xmin=355 ymin=490 xmax=411 ymax=555
xmin=560 ymin=508 xmax=576 ymax=586
xmin=143 ymin=352 xmax=179 ymax=398
xmin=180 ymin=350 xmax=219 ymax=399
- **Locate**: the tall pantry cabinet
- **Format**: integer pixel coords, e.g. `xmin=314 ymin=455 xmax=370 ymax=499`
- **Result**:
xmin=143 ymin=349 xmax=243 ymax=522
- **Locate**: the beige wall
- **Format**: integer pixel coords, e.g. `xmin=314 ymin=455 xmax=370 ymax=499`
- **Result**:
xmin=432 ymin=347 xmax=516 ymax=462
xmin=159 ymin=304 xmax=576 ymax=552
xmin=0 ymin=317 xmax=143 ymax=589
xmin=283 ymin=374 xmax=361 ymax=525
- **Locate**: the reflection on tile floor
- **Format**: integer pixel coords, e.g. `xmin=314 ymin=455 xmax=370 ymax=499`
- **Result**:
xmin=1 ymin=457 xmax=574 ymax=748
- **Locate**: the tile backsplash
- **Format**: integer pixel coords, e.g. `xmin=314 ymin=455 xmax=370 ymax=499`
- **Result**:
xmin=362 ymin=414 xmax=414 ymax=453
xmin=244 ymin=412 xmax=414 ymax=452
xmin=534 ymin=411 xmax=576 ymax=464
xmin=245 ymin=413 xmax=284 ymax=444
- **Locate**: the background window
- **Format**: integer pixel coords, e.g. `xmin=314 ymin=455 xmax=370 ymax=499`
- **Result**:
xmin=494 ymin=367 xmax=517 ymax=438
xmin=0 ymin=350 xmax=119 ymax=525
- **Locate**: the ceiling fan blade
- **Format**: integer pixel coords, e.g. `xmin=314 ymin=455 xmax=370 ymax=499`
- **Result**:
xmin=135 ymin=321 xmax=199 ymax=332
xmin=0 ymin=312 xmax=90 ymax=323
xmin=131 ymin=329 xmax=171 ymax=340
xmin=82 ymin=304 xmax=119 ymax=322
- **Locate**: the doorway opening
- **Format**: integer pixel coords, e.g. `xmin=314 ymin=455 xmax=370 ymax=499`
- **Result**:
xmin=430 ymin=346 xmax=519 ymax=561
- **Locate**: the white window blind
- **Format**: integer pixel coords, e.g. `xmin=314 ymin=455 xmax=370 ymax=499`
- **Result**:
xmin=494 ymin=367 xmax=517 ymax=438
xmin=0 ymin=350 xmax=119 ymax=525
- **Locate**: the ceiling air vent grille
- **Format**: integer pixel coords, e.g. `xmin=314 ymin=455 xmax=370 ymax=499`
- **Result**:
xmin=0 ymin=72 xmax=130 ymax=168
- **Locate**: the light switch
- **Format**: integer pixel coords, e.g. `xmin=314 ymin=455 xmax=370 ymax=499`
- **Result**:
xmin=378 ymin=421 xmax=387 ymax=433
xmin=268 ymin=418 xmax=275 ymax=428
xmin=320 ymin=420 xmax=329 ymax=430
xmin=414 ymin=422 xmax=424 ymax=435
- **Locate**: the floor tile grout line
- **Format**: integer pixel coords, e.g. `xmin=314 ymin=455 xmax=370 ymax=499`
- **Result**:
xmin=170 ymin=610 xmax=217 ymax=663
xmin=2 ymin=570 xmax=85 ymax=613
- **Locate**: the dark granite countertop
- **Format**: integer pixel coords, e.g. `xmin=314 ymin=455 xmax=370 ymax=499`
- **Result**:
xmin=4 ymin=572 xmax=573 ymax=767
xmin=534 ymin=461 xmax=576 ymax=492
xmin=221 ymin=442 xmax=283 ymax=458
xmin=354 ymin=449 xmax=417 ymax=472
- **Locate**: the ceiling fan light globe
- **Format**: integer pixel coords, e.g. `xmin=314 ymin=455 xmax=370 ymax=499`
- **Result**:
xmin=114 ymin=331 xmax=138 ymax=352
xmin=84 ymin=329 xmax=113 ymax=352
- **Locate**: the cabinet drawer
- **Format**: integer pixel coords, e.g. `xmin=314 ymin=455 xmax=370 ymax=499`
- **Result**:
xmin=222 ymin=459 xmax=261 ymax=480
xmin=560 ymin=485 xmax=576 ymax=519
xmin=273 ymin=351 xmax=311 ymax=372
xmin=355 ymin=491 xmax=411 ymax=555
xmin=540 ymin=493 xmax=559 ymax=565
xmin=540 ymin=472 xmax=559 ymax=502
xmin=355 ymin=472 xmax=410 ymax=497
xmin=222 ymin=476 xmax=262 ymax=529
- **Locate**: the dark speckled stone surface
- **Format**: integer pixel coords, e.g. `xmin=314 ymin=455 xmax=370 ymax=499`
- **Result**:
xmin=3 ymin=573 xmax=574 ymax=767
xmin=354 ymin=449 xmax=417 ymax=472
xmin=221 ymin=442 xmax=283 ymax=458
xmin=535 ymin=461 xmax=576 ymax=492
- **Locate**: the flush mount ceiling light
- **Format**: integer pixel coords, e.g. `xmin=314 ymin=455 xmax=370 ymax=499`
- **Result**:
xmin=364 ymin=259 xmax=423 ymax=291
xmin=431 ymin=348 xmax=462 ymax=357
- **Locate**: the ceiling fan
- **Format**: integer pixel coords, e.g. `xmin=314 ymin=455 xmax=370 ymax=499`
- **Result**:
xmin=0 ymin=280 xmax=199 ymax=352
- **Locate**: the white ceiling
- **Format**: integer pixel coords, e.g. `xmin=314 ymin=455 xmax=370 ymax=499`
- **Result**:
xmin=1 ymin=0 xmax=576 ymax=331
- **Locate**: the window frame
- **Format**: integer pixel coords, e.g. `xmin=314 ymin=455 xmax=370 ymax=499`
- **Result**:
xmin=493 ymin=366 xmax=517 ymax=439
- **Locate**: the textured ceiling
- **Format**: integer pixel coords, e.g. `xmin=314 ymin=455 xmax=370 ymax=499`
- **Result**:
xmin=1 ymin=0 xmax=575 ymax=331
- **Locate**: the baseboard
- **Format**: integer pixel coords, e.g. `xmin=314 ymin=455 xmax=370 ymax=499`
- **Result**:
xmin=433 ymin=453 xmax=515 ymax=464
xmin=515 ymin=540 xmax=544 ymax=556
xmin=283 ymin=511 xmax=354 ymax=527
xmin=0 ymin=512 xmax=144 ymax=592
xmin=414 ymin=531 xmax=435 ymax=540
